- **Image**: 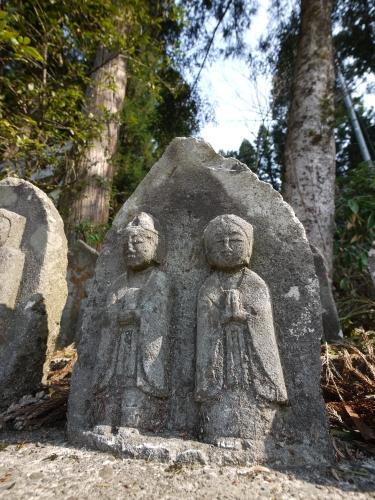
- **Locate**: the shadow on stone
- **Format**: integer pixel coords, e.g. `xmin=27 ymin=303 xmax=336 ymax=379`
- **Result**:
xmin=0 ymin=295 xmax=48 ymax=410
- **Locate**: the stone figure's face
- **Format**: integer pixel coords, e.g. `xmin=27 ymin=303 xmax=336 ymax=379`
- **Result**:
xmin=0 ymin=216 xmax=11 ymax=247
xmin=124 ymin=228 xmax=158 ymax=270
xmin=206 ymin=222 xmax=251 ymax=270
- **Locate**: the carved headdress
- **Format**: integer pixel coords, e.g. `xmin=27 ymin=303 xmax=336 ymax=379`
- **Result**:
xmin=123 ymin=212 xmax=162 ymax=264
xmin=125 ymin=212 xmax=159 ymax=236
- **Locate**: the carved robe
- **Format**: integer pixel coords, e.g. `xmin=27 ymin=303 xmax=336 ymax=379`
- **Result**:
xmin=102 ymin=267 xmax=170 ymax=398
xmin=196 ymin=268 xmax=287 ymax=403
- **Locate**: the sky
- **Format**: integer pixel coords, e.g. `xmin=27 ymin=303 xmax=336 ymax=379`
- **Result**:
xmin=192 ymin=1 xmax=273 ymax=153
xmin=192 ymin=1 xmax=375 ymax=155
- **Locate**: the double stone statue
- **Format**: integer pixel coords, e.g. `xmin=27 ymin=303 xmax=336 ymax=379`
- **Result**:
xmin=68 ymin=138 xmax=332 ymax=465
xmin=87 ymin=211 xmax=287 ymax=442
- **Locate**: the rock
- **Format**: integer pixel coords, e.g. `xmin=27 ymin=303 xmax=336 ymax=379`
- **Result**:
xmin=310 ymin=244 xmax=342 ymax=341
xmin=58 ymin=240 xmax=98 ymax=347
xmin=0 ymin=178 xmax=67 ymax=409
xmin=175 ymin=449 xmax=207 ymax=465
xmin=369 ymin=241 xmax=375 ymax=288
xmin=68 ymin=137 xmax=332 ymax=466
xmin=135 ymin=444 xmax=170 ymax=463
xmin=28 ymin=471 xmax=44 ymax=480
xmin=98 ymin=465 xmax=113 ymax=480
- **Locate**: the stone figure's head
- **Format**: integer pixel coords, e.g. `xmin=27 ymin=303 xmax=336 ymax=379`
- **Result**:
xmin=123 ymin=212 xmax=160 ymax=270
xmin=204 ymin=214 xmax=253 ymax=270
xmin=0 ymin=209 xmax=26 ymax=249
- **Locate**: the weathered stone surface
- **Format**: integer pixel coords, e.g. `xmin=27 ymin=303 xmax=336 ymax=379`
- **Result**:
xmin=68 ymin=137 xmax=332 ymax=466
xmin=58 ymin=240 xmax=98 ymax=347
xmin=369 ymin=241 xmax=375 ymax=288
xmin=0 ymin=178 xmax=68 ymax=408
xmin=310 ymin=244 xmax=342 ymax=341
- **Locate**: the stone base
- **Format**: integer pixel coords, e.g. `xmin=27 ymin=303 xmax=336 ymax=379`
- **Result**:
xmin=71 ymin=426 xmax=332 ymax=468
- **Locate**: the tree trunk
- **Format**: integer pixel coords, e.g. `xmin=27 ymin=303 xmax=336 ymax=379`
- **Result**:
xmin=66 ymin=48 xmax=127 ymax=232
xmin=283 ymin=0 xmax=335 ymax=275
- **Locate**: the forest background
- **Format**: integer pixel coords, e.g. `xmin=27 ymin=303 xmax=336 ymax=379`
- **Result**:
xmin=0 ymin=0 xmax=375 ymax=336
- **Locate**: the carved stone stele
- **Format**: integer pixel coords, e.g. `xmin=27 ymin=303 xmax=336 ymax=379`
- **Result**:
xmin=68 ymin=138 xmax=332 ymax=466
xmin=0 ymin=178 xmax=68 ymax=409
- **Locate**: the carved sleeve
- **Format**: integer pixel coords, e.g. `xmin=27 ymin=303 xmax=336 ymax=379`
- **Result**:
xmin=195 ymin=280 xmax=224 ymax=401
xmin=138 ymin=270 xmax=170 ymax=398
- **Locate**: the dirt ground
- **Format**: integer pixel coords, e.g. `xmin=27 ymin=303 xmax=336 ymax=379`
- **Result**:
xmin=0 ymin=429 xmax=375 ymax=499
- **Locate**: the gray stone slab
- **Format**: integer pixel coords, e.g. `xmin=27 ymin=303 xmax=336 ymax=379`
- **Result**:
xmin=68 ymin=137 xmax=332 ymax=466
xmin=58 ymin=240 xmax=98 ymax=347
xmin=0 ymin=178 xmax=67 ymax=408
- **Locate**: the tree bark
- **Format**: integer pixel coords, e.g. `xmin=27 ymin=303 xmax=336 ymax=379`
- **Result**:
xmin=283 ymin=0 xmax=336 ymax=275
xmin=66 ymin=48 xmax=127 ymax=231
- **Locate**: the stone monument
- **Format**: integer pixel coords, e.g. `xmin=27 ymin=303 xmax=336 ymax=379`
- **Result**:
xmin=68 ymin=138 xmax=332 ymax=466
xmin=58 ymin=240 xmax=98 ymax=347
xmin=0 ymin=178 xmax=68 ymax=409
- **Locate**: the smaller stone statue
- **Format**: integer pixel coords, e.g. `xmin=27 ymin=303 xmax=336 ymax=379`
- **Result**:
xmin=196 ymin=214 xmax=288 ymax=445
xmin=93 ymin=212 xmax=170 ymax=431
xmin=0 ymin=209 xmax=26 ymax=311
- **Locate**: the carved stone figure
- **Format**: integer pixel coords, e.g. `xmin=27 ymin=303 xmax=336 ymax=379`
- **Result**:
xmin=91 ymin=213 xmax=170 ymax=430
xmin=0 ymin=178 xmax=67 ymax=409
xmin=0 ymin=209 xmax=26 ymax=310
xmin=196 ymin=214 xmax=287 ymax=443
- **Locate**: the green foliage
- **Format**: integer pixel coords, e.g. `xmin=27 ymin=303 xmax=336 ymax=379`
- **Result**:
xmin=336 ymin=102 xmax=375 ymax=176
xmin=221 ymin=126 xmax=281 ymax=191
xmin=221 ymin=138 xmax=257 ymax=169
xmin=334 ymin=0 xmax=375 ymax=79
xmin=0 ymin=0 xmax=191 ymax=191
xmin=183 ymin=0 xmax=257 ymax=60
xmin=0 ymin=0 xmax=122 ymax=182
xmin=333 ymin=162 xmax=375 ymax=331
xmin=73 ymin=220 xmax=110 ymax=248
